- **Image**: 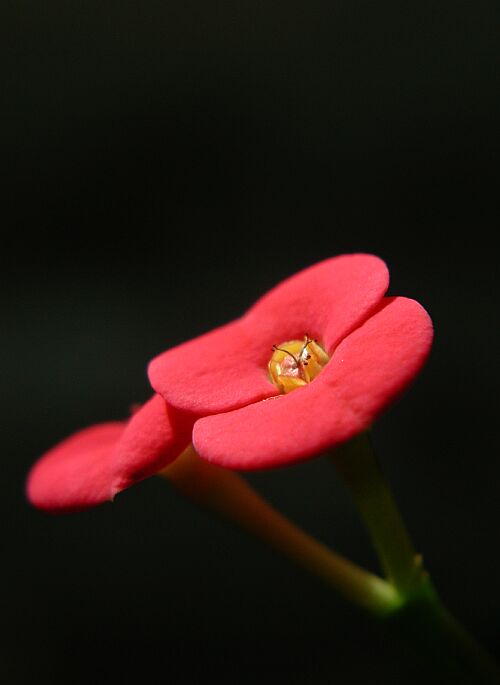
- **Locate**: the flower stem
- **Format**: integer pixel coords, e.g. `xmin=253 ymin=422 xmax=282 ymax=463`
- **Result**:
xmin=331 ymin=431 xmax=421 ymax=595
xmin=331 ymin=431 xmax=499 ymax=682
xmin=158 ymin=445 xmax=400 ymax=616
xmin=383 ymin=579 xmax=500 ymax=683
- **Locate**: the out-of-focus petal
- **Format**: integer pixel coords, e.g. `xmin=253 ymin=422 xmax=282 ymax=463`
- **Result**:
xmin=27 ymin=395 xmax=193 ymax=513
xmin=26 ymin=423 xmax=125 ymax=513
xmin=112 ymin=394 xmax=194 ymax=491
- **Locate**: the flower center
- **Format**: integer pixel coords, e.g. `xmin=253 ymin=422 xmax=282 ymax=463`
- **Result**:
xmin=268 ymin=335 xmax=330 ymax=394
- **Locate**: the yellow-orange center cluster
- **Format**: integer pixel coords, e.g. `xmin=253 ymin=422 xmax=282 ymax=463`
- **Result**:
xmin=268 ymin=336 xmax=330 ymax=394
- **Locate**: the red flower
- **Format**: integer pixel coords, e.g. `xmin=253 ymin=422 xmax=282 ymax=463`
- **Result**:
xmin=27 ymin=254 xmax=432 ymax=512
xmin=150 ymin=254 xmax=433 ymax=468
xmin=26 ymin=395 xmax=193 ymax=512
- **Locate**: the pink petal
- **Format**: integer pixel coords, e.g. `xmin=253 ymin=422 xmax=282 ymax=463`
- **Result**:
xmin=26 ymin=423 xmax=125 ymax=513
xmin=193 ymin=297 xmax=433 ymax=469
xmin=149 ymin=254 xmax=389 ymax=415
xmin=244 ymin=253 xmax=389 ymax=352
xmin=27 ymin=395 xmax=193 ymax=513
xmin=112 ymin=394 xmax=193 ymax=490
xmin=324 ymin=297 xmax=433 ymax=420
xmin=148 ymin=319 xmax=278 ymax=415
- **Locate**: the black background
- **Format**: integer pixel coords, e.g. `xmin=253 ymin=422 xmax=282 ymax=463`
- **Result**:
xmin=2 ymin=2 xmax=499 ymax=683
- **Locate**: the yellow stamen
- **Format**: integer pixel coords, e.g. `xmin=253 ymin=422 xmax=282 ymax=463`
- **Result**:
xmin=268 ymin=336 xmax=330 ymax=393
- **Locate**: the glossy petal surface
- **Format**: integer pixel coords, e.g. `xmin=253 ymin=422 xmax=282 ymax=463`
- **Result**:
xmin=193 ymin=297 xmax=433 ymax=469
xmin=149 ymin=254 xmax=389 ymax=415
xmin=26 ymin=423 xmax=125 ymax=513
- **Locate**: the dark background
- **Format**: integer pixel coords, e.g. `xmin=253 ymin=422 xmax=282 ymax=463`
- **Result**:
xmin=2 ymin=2 xmax=499 ymax=683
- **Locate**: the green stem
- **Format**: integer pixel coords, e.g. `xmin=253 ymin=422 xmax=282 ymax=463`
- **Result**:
xmin=332 ymin=431 xmax=421 ymax=595
xmin=158 ymin=445 xmax=399 ymax=616
xmin=384 ymin=580 xmax=500 ymax=683
xmin=332 ymin=432 xmax=499 ymax=682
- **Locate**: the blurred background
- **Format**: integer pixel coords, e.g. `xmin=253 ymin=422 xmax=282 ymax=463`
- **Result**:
xmin=2 ymin=1 xmax=499 ymax=683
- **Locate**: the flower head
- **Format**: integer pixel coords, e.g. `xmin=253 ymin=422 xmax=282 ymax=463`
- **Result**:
xmin=149 ymin=254 xmax=433 ymax=469
xmin=27 ymin=395 xmax=193 ymax=512
xmin=27 ymin=254 xmax=432 ymax=511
